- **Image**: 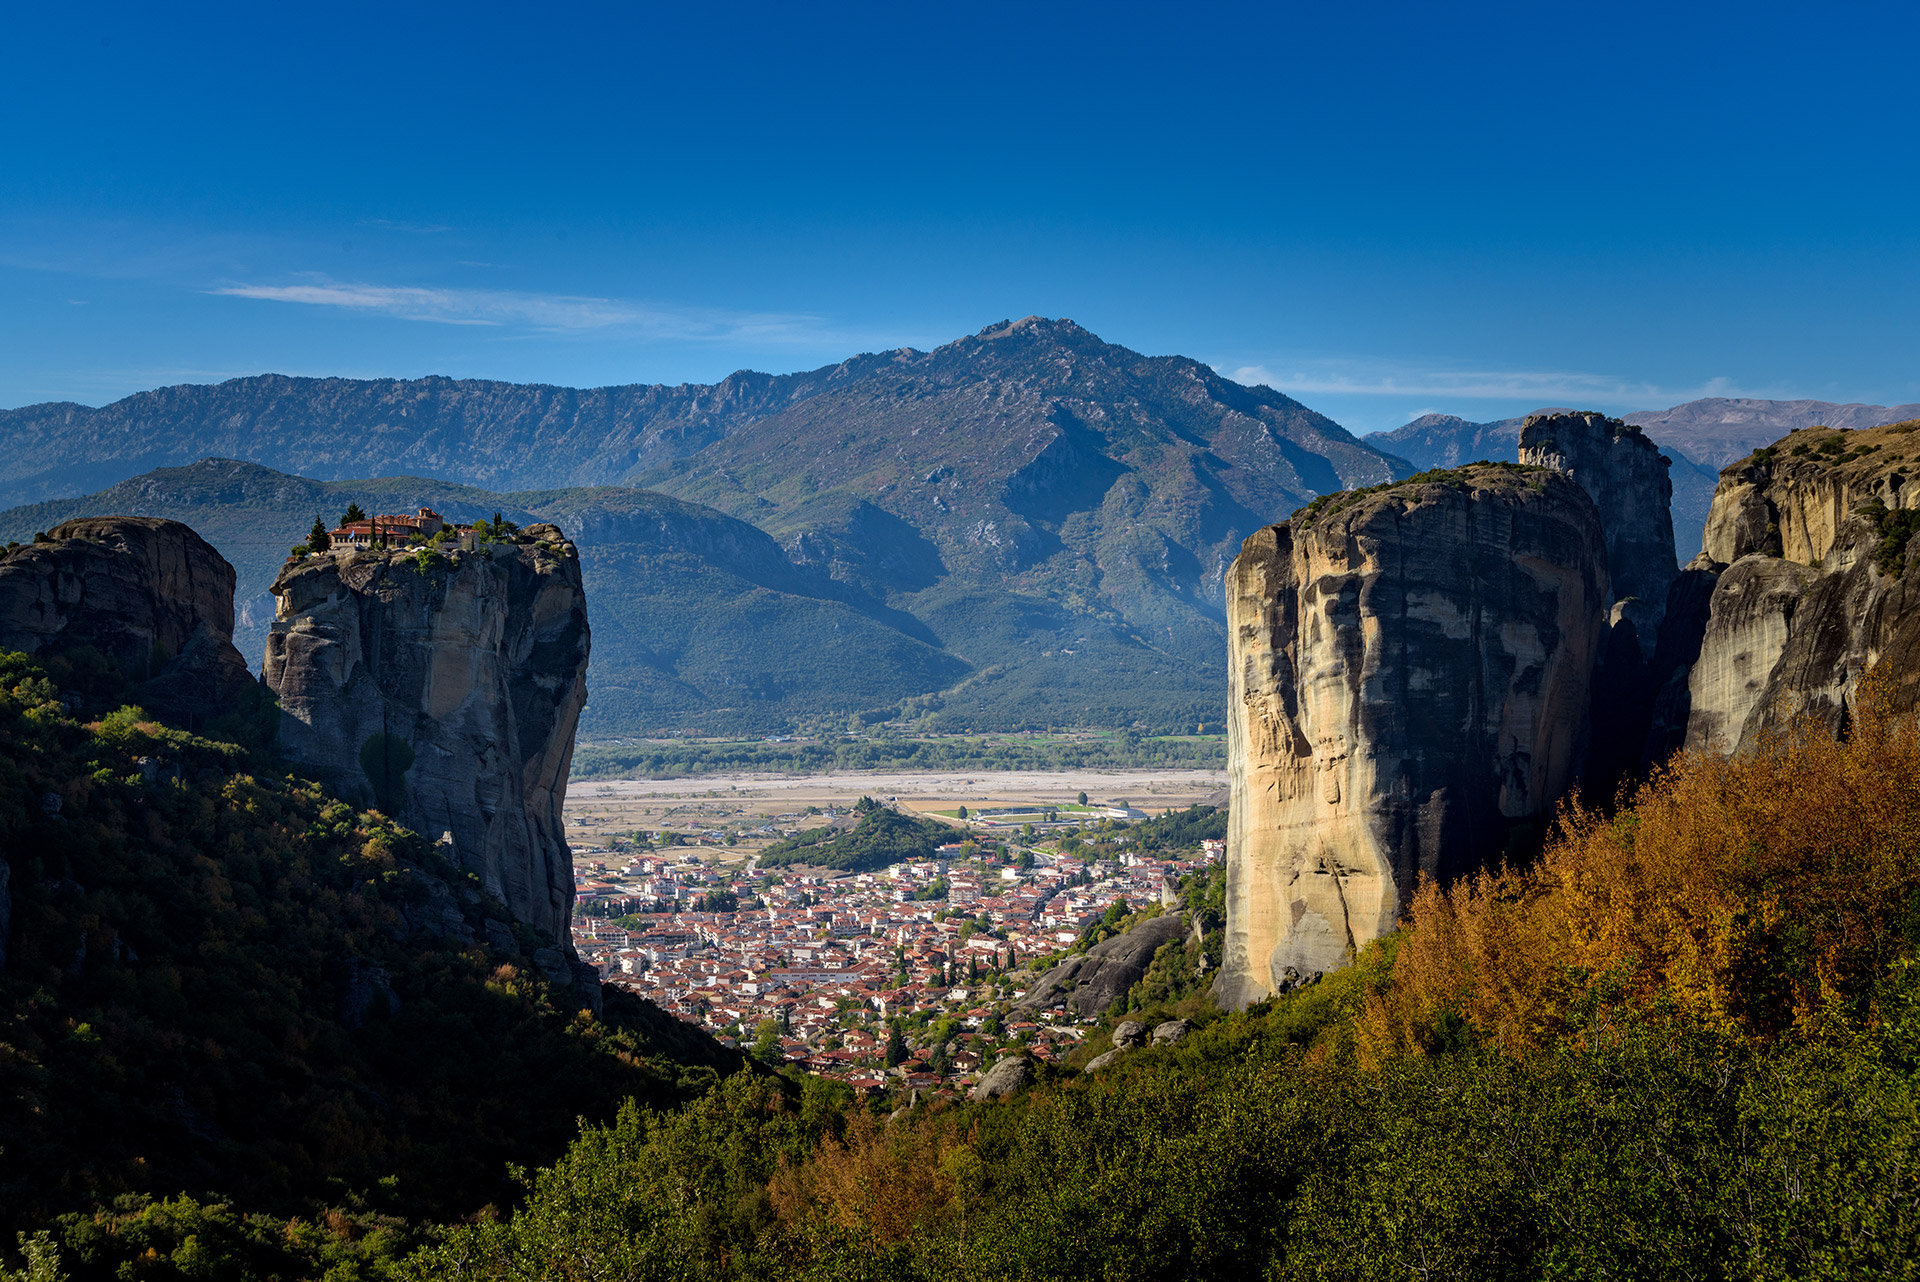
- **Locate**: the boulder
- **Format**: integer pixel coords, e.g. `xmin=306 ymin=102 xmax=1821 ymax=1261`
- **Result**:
xmin=1014 ymin=912 xmax=1189 ymax=1018
xmin=970 ymin=1055 xmax=1034 ymax=1102
xmin=1212 ymin=465 xmax=1610 ymax=1009
xmin=1084 ymin=1048 xmax=1125 ymax=1072
xmin=1151 ymin=1018 xmax=1193 ymax=1046
xmin=1111 ymin=1020 xmax=1149 ymax=1049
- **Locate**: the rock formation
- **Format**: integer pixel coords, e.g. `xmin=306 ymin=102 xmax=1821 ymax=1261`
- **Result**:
xmin=1685 ymin=422 xmax=1920 ymax=753
xmin=0 ymin=517 xmax=254 ymax=728
xmin=1212 ymin=465 xmax=1610 ymax=1010
xmin=1519 ymin=410 xmax=1678 ymax=648
xmin=262 ymin=527 xmax=591 ymax=960
xmin=1015 ymin=912 xmax=1189 ymax=1018
xmin=970 ymin=1054 xmax=1034 ymax=1101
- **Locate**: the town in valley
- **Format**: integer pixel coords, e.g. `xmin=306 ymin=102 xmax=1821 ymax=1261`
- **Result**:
xmin=563 ymin=769 xmax=1226 ymax=1093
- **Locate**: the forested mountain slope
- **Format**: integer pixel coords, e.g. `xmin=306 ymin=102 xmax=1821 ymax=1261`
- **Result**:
xmin=0 ymin=461 xmax=966 ymax=736
xmin=0 ymin=354 xmax=913 ymax=507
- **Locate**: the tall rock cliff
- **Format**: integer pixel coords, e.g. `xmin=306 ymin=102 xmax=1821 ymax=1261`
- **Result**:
xmin=1518 ymin=410 xmax=1678 ymax=646
xmin=0 ymin=517 xmax=254 ymax=727
xmin=1685 ymin=422 xmax=1920 ymax=753
xmin=1213 ymin=465 xmax=1609 ymax=1009
xmin=263 ymin=527 xmax=591 ymax=957
xmin=1517 ymin=411 xmax=1685 ymax=795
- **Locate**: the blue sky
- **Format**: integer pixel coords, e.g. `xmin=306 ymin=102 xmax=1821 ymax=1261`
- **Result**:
xmin=5 ymin=0 xmax=1918 ymax=433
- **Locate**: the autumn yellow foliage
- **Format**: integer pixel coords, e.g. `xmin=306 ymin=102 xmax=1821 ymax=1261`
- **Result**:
xmin=1366 ymin=683 xmax=1920 ymax=1058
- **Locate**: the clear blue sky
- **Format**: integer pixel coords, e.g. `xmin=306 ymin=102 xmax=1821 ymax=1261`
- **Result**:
xmin=5 ymin=1 xmax=1918 ymax=433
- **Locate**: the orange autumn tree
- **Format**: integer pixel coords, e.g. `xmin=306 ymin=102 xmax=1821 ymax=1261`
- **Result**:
xmin=1368 ymin=678 xmax=1920 ymax=1057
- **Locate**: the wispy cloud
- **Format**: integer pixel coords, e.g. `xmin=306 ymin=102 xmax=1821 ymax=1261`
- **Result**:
xmin=359 ymin=218 xmax=453 ymax=234
xmin=1225 ymin=359 xmax=1748 ymax=407
xmin=207 ymin=277 xmax=826 ymax=341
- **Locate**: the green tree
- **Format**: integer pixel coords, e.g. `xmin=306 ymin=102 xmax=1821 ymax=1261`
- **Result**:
xmin=341 ymin=502 xmax=366 ymax=524
xmin=307 ymin=516 xmax=332 ymax=552
xmin=884 ymin=1023 xmax=908 ymax=1068
xmin=751 ymin=1019 xmax=785 ymax=1066
xmin=957 ymin=804 xmax=969 ymax=820
xmin=1078 ymin=791 xmax=1089 ymax=805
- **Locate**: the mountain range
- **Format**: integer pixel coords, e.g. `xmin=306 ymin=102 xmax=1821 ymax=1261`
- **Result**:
xmin=9 ymin=318 xmax=1917 ymax=735
xmin=0 ymin=319 xmax=1409 ymax=736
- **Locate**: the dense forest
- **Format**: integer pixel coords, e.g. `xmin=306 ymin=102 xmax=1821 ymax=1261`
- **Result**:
xmin=13 ymin=684 xmax=1916 ymax=1277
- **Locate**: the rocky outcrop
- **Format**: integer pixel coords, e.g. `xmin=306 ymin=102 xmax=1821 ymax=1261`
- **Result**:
xmin=1519 ymin=411 xmax=1678 ymax=648
xmin=970 ymin=1054 xmax=1034 ymax=1101
xmin=1212 ymin=465 xmax=1609 ymax=1010
xmin=262 ymin=528 xmax=591 ymax=963
xmin=1015 ymin=912 xmax=1189 ymax=1018
xmin=1088 ymin=1017 xmax=1192 ymax=1071
xmin=0 ymin=517 xmax=254 ymax=728
xmin=1685 ymin=423 xmax=1920 ymax=752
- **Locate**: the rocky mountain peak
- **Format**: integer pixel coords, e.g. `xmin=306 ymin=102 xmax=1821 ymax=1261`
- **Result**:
xmin=1520 ymin=409 xmax=1678 ymax=650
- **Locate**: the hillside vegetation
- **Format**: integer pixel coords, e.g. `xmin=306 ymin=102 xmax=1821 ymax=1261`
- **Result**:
xmin=388 ymin=691 xmax=1920 ymax=1281
xmin=0 ymin=650 xmax=739 ymax=1263
xmin=757 ymin=798 xmax=949 ymax=873
xmin=570 ymin=731 xmax=1225 ymax=780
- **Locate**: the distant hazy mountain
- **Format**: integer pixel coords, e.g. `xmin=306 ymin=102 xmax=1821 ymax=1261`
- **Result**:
xmin=1362 ymin=396 xmax=1920 ymax=560
xmin=1365 ymin=413 xmax=1533 ymax=470
xmin=0 ymin=358 xmax=911 ymax=508
xmin=0 ymin=319 xmax=1410 ymax=735
xmin=0 ymin=460 xmax=966 ymax=737
xmin=1620 ymin=397 xmax=1920 ymax=467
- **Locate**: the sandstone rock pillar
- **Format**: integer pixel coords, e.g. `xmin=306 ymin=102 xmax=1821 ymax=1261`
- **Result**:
xmin=1213 ymin=466 xmax=1608 ymax=1009
xmin=263 ymin=527 xmax=590 ymax=948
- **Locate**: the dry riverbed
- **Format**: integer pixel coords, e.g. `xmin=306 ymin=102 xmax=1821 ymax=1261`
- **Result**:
xmin=563 ymin=767 xmax=1227 ymax=851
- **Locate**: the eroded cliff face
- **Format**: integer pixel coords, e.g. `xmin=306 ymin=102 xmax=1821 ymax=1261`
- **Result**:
xmin=1519 ymin=410 xmax=1677 ymax=647
xmin=0 ymin=517 xmax=253 ymax=726
xmin=263 ymin=527 xmax=591 ymax=954
xmin=1213 ymin=466 xmax=1609 ymax=1009
xmin=1685 ymin=422 xmax=1920 ymax=753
